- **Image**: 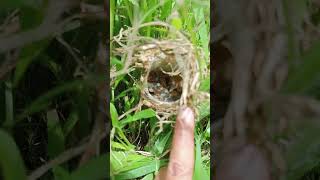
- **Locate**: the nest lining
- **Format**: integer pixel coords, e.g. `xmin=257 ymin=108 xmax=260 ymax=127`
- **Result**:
xmin=134 ymin=39 xmax=199 ymax=114
xmin=113 ymin=24 xmax=201 ymax=117
xmin=147 ymin=68 xmax=183 ymax=102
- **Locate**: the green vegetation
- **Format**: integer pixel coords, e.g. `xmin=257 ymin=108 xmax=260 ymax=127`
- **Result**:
xmin=282 ymin=1 xmax=320 ymax=179
xmin=110 ymin=0 xmax=210 ymax=179
xmin=0 ymin=0 xmax=107 ymax=179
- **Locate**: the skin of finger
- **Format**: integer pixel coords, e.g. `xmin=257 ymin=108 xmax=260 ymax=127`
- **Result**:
xmin=155 ymin=167 xmax=167 ymax=180
xmin=165 ymin=107 xmax=195 ymax=180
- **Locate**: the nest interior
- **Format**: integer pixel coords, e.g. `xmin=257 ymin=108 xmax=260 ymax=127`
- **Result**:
xmin=131 ymin=39 xmax=199 ymax=113
xmin=147 ymin=65 xmax=183 ymax=102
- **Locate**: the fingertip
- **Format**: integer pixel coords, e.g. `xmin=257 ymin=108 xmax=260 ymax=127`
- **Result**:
xmin=166 ymin=106 xmax=195 ymax=180
xmin=177 ymin=107 xmax=195 ymax=127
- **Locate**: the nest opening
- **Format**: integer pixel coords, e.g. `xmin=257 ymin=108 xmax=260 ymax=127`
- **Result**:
xmin=147 ymin=65 xmax=183 ymax=102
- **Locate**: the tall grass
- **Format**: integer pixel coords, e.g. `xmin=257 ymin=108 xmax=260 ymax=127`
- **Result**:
xmin=110 ymin=0 xmax=210 ymax=179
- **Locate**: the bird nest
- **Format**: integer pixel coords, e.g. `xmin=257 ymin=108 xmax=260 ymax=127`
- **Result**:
xmin=135 ymin=39 xmax=199 ymax=114
xmin=112 ymin=22 xmax=201 ymax=120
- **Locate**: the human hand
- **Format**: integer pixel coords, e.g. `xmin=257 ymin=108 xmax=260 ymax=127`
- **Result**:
xmin=155 ymin=107 xmax=195 ymax=180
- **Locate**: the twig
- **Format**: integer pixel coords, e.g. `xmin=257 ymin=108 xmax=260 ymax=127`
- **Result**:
xmin=110 ymin=21 xmax=189 ymax=80
xmin=0 ymin=9 xmax=19 ymax=34
xmin=110 ymin=67 xmax=135 ymax=79
xmin=80 ymin=2 xmax=104 ymax=14
xmin=220 ymin=0 xmax=255 ymax=140
xmin=28 ymin=131 xmax=106 ymax=180
xmin=0 ymin=59 xmax=18 ymax=81
xmin=80 ymin=2 xmax=105 ymax=20
xmin=0 ymin=0 xmax=78 ymax=54
xmin=28 ymin=143 xmax=87 ymax=180
xmin=0 ymin=15 xmax=77 ymax=54
xmin=0 ymin=13 xmax=20 ymax=80
xmin=118 ymin=102 xmax=143 ymax=120
xmin=56 ymin=36 xmax=89 ymax=74
xmin=79 ymin=40 xmax=107 ymax=165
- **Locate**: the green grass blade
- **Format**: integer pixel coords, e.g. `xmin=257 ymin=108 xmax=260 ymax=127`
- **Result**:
xmin=110 ymin=103 xmax=120 ymax=128
xmin=47 ymin=109 xmax=65 ymax=158
xmin=193 ymin=135 xmax=209 ymax=180
xmin=110 ymin=0 xmax=115 ymax=38
xmin=13 ymin=39 xmax=50 ymax=87
xmin=120 ymin=109 xmax=156 ymax=127
xmin=3 ymin=81 xmax=14 ymax=128
xmin=62 ymin=111 xmax=78 ymax=137
xmin=111 ymin=151 xmax=153 ymax=174
xmin=52 ymin=166 xmax=70 ymax=179
xmin=198 ymin=100 xmax=210 ymax=120
xmin=286 ymin=122 xmax=320 ymax=180
xmin=111 ymin=103 xmax=134 ymax=146
xmin=140 ymin=0 xmax=170 ymax=24
xmin=199 ymin=76 xmax=210 ymax=92
xmin=0 ymin=129 xmax=27 ymax=180
xmin=141 ymin=173 xmax=154 ymax=180
xmin=18 ymin=80 xmax=84 ymax=120
xmin=63 ymin=154 xmax=109 ymax=180
xmin=194 ymin=8 xmax=209 ymax=61
xmin=153 ymin=130 xmax=172 ymax=156
xmin=160 ymin=0 xmax=173 ymax=20
xmin=115 ymin=159 xmax=166 ymax=180
xmin=111 ymin=141 xmax=129 ymax=151
xmin=283 ymin=40 xmax=320 ymax=93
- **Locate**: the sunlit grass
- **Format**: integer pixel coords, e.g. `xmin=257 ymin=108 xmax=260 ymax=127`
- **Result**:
xmin=110 ymin=0 xmax=210 ymax=179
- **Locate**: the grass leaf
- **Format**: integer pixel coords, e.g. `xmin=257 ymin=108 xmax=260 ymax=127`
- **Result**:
xmin=47 ymin=109 xmax=65 ymax=158
xmin=120 ymin=109 xmax=156 ymax=127
xmin=110 ymin=103 xmax=120 ymax=128
xmin=0 ymin=129 xmax=27 ymax=180
xmin=193 ymin=135 xmax=209 ymax=180
xmin=63 ymin=154 xmax=109 ymax=180
xmin=115 ymin=159 xmax=166 ymax=180
xmin=3 ymin=81 xmax=14 ymax=128
xmin=153 ymin=130 xmax=172 ymax=156
xmin=62 ymin=111 xmax=78 ymax=137
xmin=283 ymin=40 xmax=320 ymax=93
xmin=199 ymin=76 xmax=210 ymax=92
xmin=111 ymin=151 xmax=153 ymax=174
xmin=286 ymin=121 xmax=320 ymax=179
xmin=13 ymin=39 xmax=51 ymax=87
xmin=141 ymin=173 xmax=154 ymax=180
xmin=198 ymin=100 xmax=210 ymax=120
xmin=18 ymin=80 xmax=84 ymax=120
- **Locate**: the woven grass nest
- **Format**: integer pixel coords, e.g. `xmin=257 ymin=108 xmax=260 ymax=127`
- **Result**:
xmin=135 ymin=39 xmax=199 ymax=112
xmin=113 ymin=22 xmax=202 ymax=120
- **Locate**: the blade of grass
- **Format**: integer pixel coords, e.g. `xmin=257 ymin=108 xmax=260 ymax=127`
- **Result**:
xmin=115 ymin=159 xmax=167 ymax=180
xmin=153 ymin=129 xmax=172 ymax=156
xmin=141 ymin=173 xmax=154 ymax=180
xmin=47 ymin=109 xmax=65 ymax=158
xmin=62 ymin=111 xmax=78 ymax=137
xmin=17 ymin=80 xmax=84 ymax=120
xmin=283 ymin=40 xmax=320 ymax=93
xmin=3 ymin=81 xmax=14 ymax=129
xmin=13 ymin=39 xmax=51 ymax=87
xmin=120 ymin=108 xmax=156 ymax=127
xmin=0 ymin=129 xmax=27 ymax=180
xmin=111 ymin=151 xmax=153 ymax=174
xmin=193 ymin=134 xmax=209 ymax=180
xmin=62 ymin=154 xmax=109 ymax=180
xmin=111 ymin=103 xmax=134 ymax=147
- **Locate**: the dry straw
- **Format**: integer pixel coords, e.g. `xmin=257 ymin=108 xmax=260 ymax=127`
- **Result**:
xmin=112 ymin=21 xmax=203 ymax=125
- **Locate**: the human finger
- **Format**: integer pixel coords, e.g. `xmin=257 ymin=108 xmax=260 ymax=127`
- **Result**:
xmin=166 ymin=107 xmax=195 ymax=180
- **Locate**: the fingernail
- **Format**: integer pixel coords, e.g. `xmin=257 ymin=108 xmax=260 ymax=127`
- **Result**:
xmin=178 ymin=107 xmax=194 ymax=125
